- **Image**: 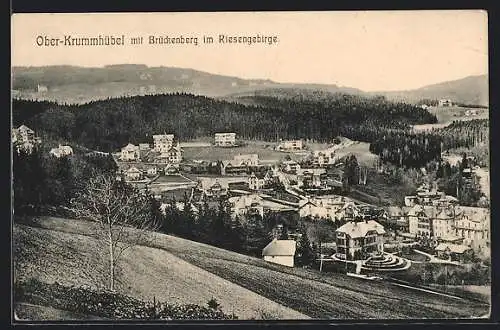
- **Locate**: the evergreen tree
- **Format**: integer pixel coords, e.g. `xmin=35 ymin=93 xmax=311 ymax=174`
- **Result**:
xmin=296 ymin=226 xmax=314 ymax=267
xmin=242 ymin=214 xmax=270 ymax=257
xmin=227 ymin=216 xmax=245 ymax=253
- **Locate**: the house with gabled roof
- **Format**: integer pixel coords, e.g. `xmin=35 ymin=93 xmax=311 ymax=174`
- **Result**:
xmin=12 ymin=125 xmax=42 ymax=154
xmin=196 ymin=178 xmax=229 ymax=197
xmin=228 ymin=194 xmax=264 ymax=219
xmin=262 ymin=238 xmax=297 ymax=267
xmin=125 ymin=166 xmax=143 ymax=181
xmin=120 ymin=143 xmax=140 ymax=161
xmin=335 ymin=220 xmax=386 ymax=260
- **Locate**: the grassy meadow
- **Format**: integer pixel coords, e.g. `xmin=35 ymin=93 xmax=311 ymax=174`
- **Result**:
xmin=14 ymin=216 xmax=490 ymax=320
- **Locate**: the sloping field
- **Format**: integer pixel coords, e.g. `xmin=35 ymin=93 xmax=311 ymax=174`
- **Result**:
xmin=13 ymin=223 xmax=308 ymax=320
xmin=333 ymin=142 xmax=378 ymax=167
xmin=16 ymin=217 xmax=490 ymax=319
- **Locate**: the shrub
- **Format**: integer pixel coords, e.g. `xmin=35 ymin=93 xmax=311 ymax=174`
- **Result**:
xmin=15 ymin=278 xmax=237 ymax=320
xmin=207 ymin=297 xmax=220 ymax=310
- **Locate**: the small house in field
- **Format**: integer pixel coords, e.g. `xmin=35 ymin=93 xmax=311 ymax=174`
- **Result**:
xmin=120 ymin=143 xmax=140 ymax=161
xmin=49 ymin=145 xmax=73 ymax=158
xmin=438 ymin=99 xmax=453 ymax=107
xmin=276 ymin=140 xmax=303 ymax=152
xmin=233 ymin=153 xmax=259 ymax=166
xmin=214 ymin=132 xmax=237 ymax=147
xmin=262 ymin=238 xmax=297 ymax=267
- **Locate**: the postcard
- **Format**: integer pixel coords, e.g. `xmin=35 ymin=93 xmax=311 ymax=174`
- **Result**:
xmin=11 ymin=11 xmax=490 ymax=322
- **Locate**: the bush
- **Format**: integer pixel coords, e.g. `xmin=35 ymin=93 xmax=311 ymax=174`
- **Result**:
xmin=15 ymin=278 xmax=237 ymax=320
xmin=207 ymin=297 xmax=221 ymax=310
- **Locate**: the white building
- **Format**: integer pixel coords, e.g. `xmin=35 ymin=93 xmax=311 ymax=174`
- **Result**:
xmin=166 ymin=146 xmax=182 ymax=163
xmin=146 ymin=166 xmax=158 ymax=177
xmin=120 ymin=143 xmax=140 ymax=161
xmin=298 ymin=197 xmax=354 ymax=221
xmin=276 ymin=140 xmax=303 ymax=151
xmin=139 ymin=143 xmax=150 ymax=151
xmin=12 ymin=125 xmax=42 ymax=154
xmin=124 ymin=167 xmax=143 ymax=181
xmin=438 ymin=99 xmax=453 ymax=107
xmin=297 ymin=168 xmax=326 ymax=188
xmin=262 ymin=239 xmax=297 ymax=267
xmin=454 ymin=207 xmax=490 ymax=255
xmin=49 ymin=145 xmax=73 ymax=158
xmin=214 ymin=132 xmax=236 ymax=147
xmin=335 ymin=220 xmax=386 ymax=260
xmin=248 ymin=172 xmax=268 ymax=190
xmin=298 ymin=201 xmax=330 ymax=219
xmin=153 ymin=134 xmax=175 ymax=153
xmin=233 ymin=153 xmax=259 ymax=166
xmin=228 ymin=194 xmax=264 ymax=219
xmin=196 ymin=178 xmax=229 ymax=197
xmin=312 ymin=149 xmax=337 ymax=167
xmin=432 ymin=209 xmax=457 ymax=240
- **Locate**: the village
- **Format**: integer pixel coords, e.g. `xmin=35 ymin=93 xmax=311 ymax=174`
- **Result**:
xmin=12 ymin=123 xmax=490 ymax=280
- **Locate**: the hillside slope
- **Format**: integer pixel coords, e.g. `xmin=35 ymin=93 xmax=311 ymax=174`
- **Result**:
xmin=13 ymin=222 xmax=308 ymax=320
xmin=11 ymin=65 xmax=361 ymax=104
xmin=12 ymin=65 xmax=486 ymax=106
xmin=15 ymin=216 xmax=490 ymax=320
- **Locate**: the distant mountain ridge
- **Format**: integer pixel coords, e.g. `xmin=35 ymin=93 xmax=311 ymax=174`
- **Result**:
xmin=373 ymin=75 xmax=489 ymax=107
xmin=11 ymin=65 xmax=488 ymax=106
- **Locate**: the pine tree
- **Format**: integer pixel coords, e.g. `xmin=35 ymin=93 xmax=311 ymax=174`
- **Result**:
xmin=242 ymin=214 xmax=270 ymax=257
xmin=296 ymin=226 xmax=314 ymax=267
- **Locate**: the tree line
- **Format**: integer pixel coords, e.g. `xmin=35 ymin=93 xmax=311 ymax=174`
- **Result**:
xmin=369 ymin=131 xmax=443 ymax=168
xmin=12 ymin=92 xmax=437 ymax=152
xmin=438 ymin=119 xmax=489 ymax=151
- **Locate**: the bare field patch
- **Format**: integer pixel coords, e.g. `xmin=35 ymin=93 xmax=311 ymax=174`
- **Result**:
xmin=13 ymin=222 xmax=307 ymax=320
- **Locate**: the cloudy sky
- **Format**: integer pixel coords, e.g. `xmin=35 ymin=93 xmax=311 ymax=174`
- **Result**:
xmin=11 ymin=11 xmax=488 ymax=91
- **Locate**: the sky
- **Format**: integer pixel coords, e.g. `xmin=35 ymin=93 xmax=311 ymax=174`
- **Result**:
xmin=11 ymin=11 xmax=488 ymax=92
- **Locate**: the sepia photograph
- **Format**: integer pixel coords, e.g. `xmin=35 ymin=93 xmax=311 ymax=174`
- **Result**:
xmin=11 ymin=11 xmax=490 ymax=321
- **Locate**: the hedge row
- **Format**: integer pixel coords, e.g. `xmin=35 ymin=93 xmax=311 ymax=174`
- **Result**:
xmin=15 ymin=278 xmax=237 ymax=320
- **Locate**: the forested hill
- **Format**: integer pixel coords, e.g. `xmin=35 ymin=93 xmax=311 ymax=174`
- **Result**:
xmin=12 ymin=93 xmax=437 ymax=152
xmin=12 ymin=65 xmax=362 ymax=104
